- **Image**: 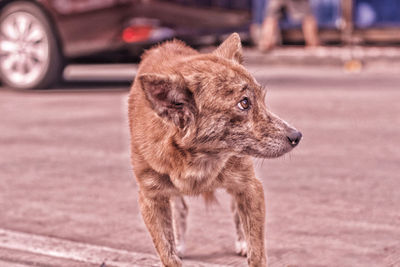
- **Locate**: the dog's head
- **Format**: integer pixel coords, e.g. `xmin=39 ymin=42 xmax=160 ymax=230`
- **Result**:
xmin=139 ymin=33 xmax=301 ymax=158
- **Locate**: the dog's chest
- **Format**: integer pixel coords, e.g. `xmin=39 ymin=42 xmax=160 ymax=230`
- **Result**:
xmin=171 ymin=155 xmax=227 ymax=194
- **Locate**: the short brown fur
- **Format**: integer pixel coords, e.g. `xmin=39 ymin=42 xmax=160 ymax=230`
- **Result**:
xmin=128 ymin=33 xmax=301 ymax=267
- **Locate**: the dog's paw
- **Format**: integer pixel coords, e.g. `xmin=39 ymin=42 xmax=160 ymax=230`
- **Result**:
xmin=176 ymin=242 xmax=185 ymax=258
xmin=165 ymin=255 xmax=182 ymax=267
xmin=235 ymin=240 xmax=247 ymax=257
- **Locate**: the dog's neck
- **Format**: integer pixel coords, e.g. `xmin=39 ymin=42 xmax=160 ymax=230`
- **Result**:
xmin=168 ymin=139 xmax=231 ymax=194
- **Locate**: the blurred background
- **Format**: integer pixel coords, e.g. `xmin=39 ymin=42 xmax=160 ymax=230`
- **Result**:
xmin=1 ymin=1 xmax=400 ymax=267
xmin=1 ymin=0 xmax=400 ymax=88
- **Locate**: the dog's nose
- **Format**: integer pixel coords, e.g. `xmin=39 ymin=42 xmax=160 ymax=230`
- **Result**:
xmin=287 ymin=130 xmax=302 ymax=147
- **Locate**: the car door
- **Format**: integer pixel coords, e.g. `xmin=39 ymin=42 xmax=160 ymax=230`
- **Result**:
xmin=47 ymin=0 xmax=134 ymax=57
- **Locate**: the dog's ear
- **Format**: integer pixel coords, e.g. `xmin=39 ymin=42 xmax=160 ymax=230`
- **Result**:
xmin=213 ymin=32 xmax=243 ymax=64
xmin=139 ymin=73 xmax=195 ymax=130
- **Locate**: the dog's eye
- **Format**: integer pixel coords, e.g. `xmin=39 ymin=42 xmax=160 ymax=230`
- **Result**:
xmin=237 ymin=97 xmax=250 ymax=110
xmin=173 ymin=102 xmax=184 ymax=109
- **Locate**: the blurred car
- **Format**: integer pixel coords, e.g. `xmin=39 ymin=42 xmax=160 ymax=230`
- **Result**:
xmin=0 ymin=0 xmax=176 ymax=89
xmin=0 ymin=0 xmax=249 ymax=89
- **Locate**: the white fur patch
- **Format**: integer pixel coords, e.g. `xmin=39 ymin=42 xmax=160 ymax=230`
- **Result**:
xmin=176 ymin=242 xmax=185 ymax=258
xmin=235 ymin=240 xmax=247 ymax=257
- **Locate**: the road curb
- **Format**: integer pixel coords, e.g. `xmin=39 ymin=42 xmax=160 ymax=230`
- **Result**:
xmin=0 ymin=228 xmax=228 ymax=267
xmin=243 ymin=46 xmax=400 ymax=67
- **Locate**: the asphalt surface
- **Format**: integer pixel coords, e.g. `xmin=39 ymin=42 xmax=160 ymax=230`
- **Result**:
xmin=1 ymin=64 xmax=400 ymax=267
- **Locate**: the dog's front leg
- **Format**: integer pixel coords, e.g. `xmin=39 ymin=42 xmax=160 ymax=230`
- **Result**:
xmin=231 ymin=198 xmax=247 ymax=256
xmin=138 ymin=192 xmax=181 ymax=267
xmin=171 ymin=196 xmax=188 ymax=257
xmin=229 ymin=178 xmax=267 ymax=267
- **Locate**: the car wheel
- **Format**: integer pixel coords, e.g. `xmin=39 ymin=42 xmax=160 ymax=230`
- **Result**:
xmin=0 ymin=1 xmax=63 ymax=89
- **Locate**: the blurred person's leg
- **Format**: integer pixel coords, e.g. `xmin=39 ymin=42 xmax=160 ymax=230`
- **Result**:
xmin=287 ymin=0 xmax=320 ymax=47
xmin=302 ymin=15 xmax=320 ymax=47
xmin=250 ymin=0 xmax=267 ymax=45
xmin=259 ymin=0 xmax=284 ymax=51
xmin=259 ymin=17 xmax=279 ymax=51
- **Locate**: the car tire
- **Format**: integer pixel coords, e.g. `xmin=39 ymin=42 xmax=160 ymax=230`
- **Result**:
xmin=0 ymin=1 xmax=63 ymax=89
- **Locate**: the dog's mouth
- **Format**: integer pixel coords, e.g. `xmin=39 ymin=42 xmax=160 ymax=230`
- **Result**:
xmin=240 ymin=135 xmax=301 ymax=158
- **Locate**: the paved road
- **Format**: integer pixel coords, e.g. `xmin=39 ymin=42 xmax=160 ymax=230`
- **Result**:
xmin=1 ymin=65 xmax=400 ymax=267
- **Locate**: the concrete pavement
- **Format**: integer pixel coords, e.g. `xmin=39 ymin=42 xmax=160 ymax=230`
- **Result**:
xmin=1 ymin=65 xmax=400 ymax=266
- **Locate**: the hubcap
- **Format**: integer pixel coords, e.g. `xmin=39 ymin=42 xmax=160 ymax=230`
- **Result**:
xmin=0 ymin=11 xmax=49 ymax=87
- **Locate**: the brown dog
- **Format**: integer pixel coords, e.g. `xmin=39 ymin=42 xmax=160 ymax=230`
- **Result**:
xmin=128 ymin=33 xmax=302 ymax=267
